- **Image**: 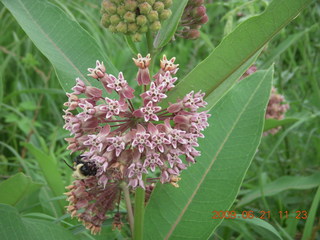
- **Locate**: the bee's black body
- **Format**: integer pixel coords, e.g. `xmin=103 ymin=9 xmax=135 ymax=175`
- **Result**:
xmin=64 ymin=155 xmax=97 ymax=179
xmin=74 ymin=155 xmax=97 ymax=177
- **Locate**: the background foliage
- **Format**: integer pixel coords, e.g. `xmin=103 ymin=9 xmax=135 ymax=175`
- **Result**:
xmin=0 ymin=0 xmax=319 ymax=239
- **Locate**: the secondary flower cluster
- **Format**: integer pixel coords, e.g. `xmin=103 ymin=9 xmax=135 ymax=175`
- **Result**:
xmin=264 ymin=86 xmax=290 ymax=135
xmin=239 ymin=65 xmax=290 ymax=136
xmin=177 ymin=0 xmax=208 ymax=39
xmin=101 ymin=0 xmax=172 ymax=41
xmin=63 ymin=54 xmax=210 ymax=233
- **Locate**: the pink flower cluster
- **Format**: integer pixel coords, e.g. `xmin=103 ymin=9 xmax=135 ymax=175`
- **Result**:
xmin=63 ymin=54 xmax=210 ymax=233
xmin=264 ymin=86 xmax=290 ymax=135
xmin=63 ymin=54 xmax=209 ymax=189
xmin=65 ymin=179 xmax=119 ymax=234
xmin=177 ymin=0 xmax=208 ymax=39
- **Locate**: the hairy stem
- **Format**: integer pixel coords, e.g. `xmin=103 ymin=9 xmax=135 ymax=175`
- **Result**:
xmin=121 ymin=182 xmax=134 ymax=234
xmin=133 ymin=174 xmax=146 ymax=240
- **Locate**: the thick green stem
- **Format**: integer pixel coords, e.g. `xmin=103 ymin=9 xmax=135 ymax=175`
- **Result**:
xmin=146 ymin=31 xmax=153 ymax=55
xmin=146 ymin=31 xmax=158 ymax=76
xmin=133 ymin=174 xmax=146 ymax=240
xmin=121 ymin=182 xmax=134 ymax=234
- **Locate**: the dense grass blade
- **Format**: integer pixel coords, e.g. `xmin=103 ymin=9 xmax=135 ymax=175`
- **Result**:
xmin=264 ymin=118 xmax=300 ymax=131
xmin=301 ymin=186 xmax=320 ymax=240
xmin=237 ymin=173 xmax=320 ymax=207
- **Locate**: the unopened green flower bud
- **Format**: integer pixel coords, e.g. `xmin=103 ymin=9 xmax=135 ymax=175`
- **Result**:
xmin=128 ymin=23 xmax=139 ymax=33
xmin=100 ymin=7 xmax=106 ymax=14
xmin=139 ymin=2 xmax=152 ymax=15
xmin=109 ymin=25 xmax=117 ymax=33
xmin=132 ymin=33 xmax=142 ymax=42
xmin=193 ymin=0 xmax=205 ymax=7
xmin=101 ymin=13 xmax=111 ymax=27
xmin=110 ymin=14 xmax=121 ymax=25
xmin=124 ymin=11 xmax=136 ymax=22
xmin=153 ymin=2 xmax=165 ymax=12
xmin=146 ymin=0 xmax=156 ymax=5
xmin=124 ymin=0 xmax=138 ymax=11
xmin=116 ymin=22 xmax=128 ymax=33
xmin=117 ymin=5 xmax=126 ymax=16
xmin=139 ymin=25 xmax=149 ymax=33
xmin=102 ymin=0 xmax=117 ymax=14
xmin=148 ymin=10 xmax=159 ymax=22
xmin=162 ymin=0 xmax=173 ymax=8
xmin=136 ymin=15 xmax=148 ymax=26
xmin=101 ymin=0 xmax=176 ymax=41
xmin=160 ymin=9 xmax=172 ymax=20
xmin=150 ymin=21 xmax=161 ymax=31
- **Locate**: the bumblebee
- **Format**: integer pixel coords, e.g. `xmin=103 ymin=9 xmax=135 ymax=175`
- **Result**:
xmin=64 ymin=155 xmax=97 ymax=180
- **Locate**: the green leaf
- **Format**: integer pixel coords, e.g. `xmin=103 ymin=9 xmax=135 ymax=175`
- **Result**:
xmin=23 ymin=143 xmax=66 ymax=211
xmin=153 ymin=0 xmax=189 ymax=49
xmin=1 ymin=0 xmax=118 ymax=93
xmin=225 ymin=215 xmax=283 ymax=240
xmin=144 ymin=68 xmax=273 ymax=240
xmin=0 ymin=204 xmax=76 ymax=240
xmin=264 ymin=118 xmax=300 ymax=131
xmin=163 ymin=0 xmax=311 ymax=109
xmin=0 ymin=173 xmax=41 ymax=206
xmin=284 ymin=210 xmax=300 ymax=238
xmin=203 ymin=50 xmax=262 ymax=111
xmin=237 ymin=172 xmax=320 ymax=207
xmin=302 ymin=186 xmax=320 ymax=240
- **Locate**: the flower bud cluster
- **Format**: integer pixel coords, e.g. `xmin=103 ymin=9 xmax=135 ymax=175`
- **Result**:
xmin=101 ymin=0 xmax=173 ymax=41
xmin=63 ymin=54 xmax=210 ymax=233
xmin=177 ymin=0 xmax=208 ymax=39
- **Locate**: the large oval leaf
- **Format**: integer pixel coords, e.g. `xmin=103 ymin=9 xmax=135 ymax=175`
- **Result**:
xmin=163 ymin=0 xmax=311 ymax=109
xmin=23 ymin=143 xmax=67 ymax=211
xmin=143 ymin=68 xmax=273 ymax=239
xmin=1 ymin=0 xmax=118 ymax=92
xmin=0 ymin=173 xmax=41 ymax=206
xmin=0 ymin=204 xmax=76 ymax=240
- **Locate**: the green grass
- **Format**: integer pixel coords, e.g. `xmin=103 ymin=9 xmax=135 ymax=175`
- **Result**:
xmin=0 ymin=0 xmax=319 ymax=239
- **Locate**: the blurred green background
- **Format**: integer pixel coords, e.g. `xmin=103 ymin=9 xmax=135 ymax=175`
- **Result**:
xmin=0 ymin=0 xmax=319 ymax=239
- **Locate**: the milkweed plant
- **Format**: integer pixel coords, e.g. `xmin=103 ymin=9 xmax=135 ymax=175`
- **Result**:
xmin=1 ymin=0 xmax=311 ymax=239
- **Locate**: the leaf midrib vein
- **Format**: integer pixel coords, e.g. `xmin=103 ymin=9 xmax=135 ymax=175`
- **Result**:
xmin=164 ymin=73 xmax=266 ymax=240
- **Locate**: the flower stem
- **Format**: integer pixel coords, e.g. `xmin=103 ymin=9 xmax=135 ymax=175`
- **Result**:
xmin=146 ymin=31 xmax=153 ymax=56
xmin=120 ymin=182 xmax=134 ymax=234
xmin=133 ymin=174 xmax=146 ymax=240
xmin=146 ymin=31 xmax=158 ymax=77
